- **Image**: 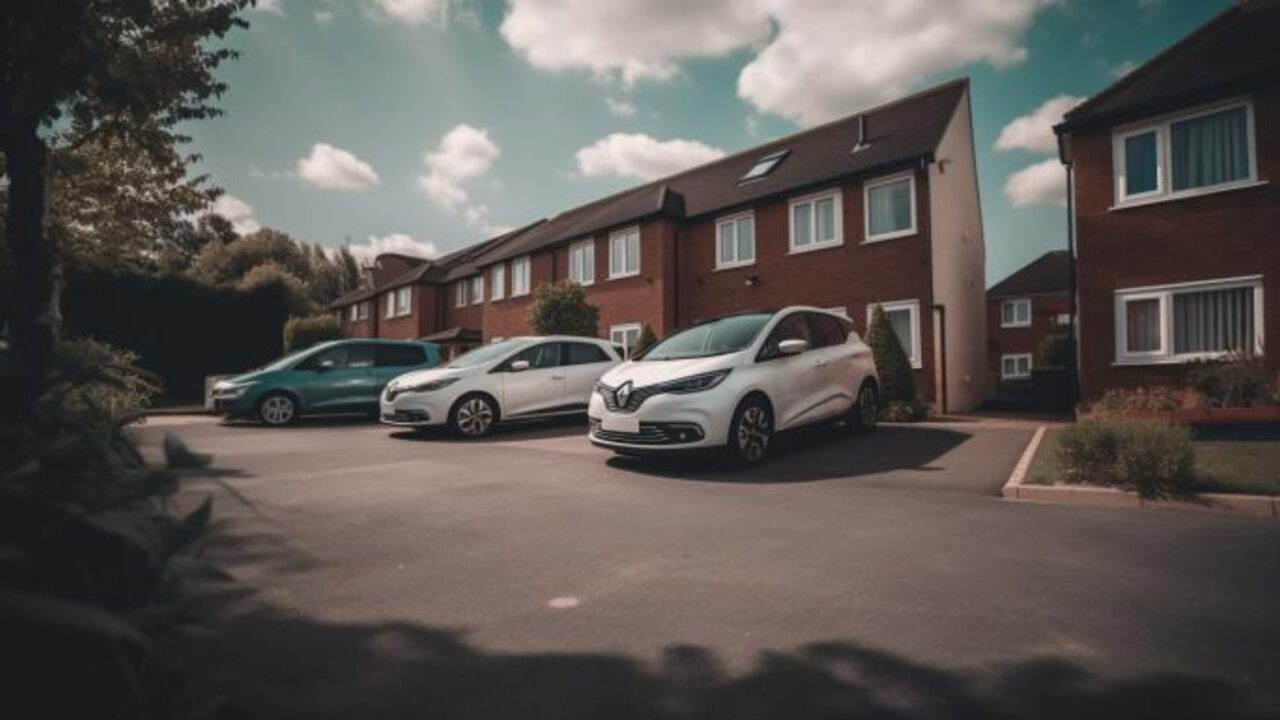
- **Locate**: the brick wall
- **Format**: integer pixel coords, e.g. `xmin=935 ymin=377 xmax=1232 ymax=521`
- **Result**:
xmin=985 ymin=293 xmax=1069 ymax=391
xmin=1073 ymin=81 xmax=1280 ymax=401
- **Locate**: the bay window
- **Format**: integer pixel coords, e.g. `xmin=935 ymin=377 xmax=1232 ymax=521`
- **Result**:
xmin=1115 ymin=276 xmax=1263 ymax=363
xmin=715 ymin=212 xmax=755 ymax=269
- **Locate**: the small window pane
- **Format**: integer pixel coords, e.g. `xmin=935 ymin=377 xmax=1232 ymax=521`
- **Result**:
xmin=868 ymin=179 xmax=911 ymax=237
xmin=886 ymin=309 xmax=915 ymax=360
xmin=1171 ymin=106 xmax=1249 ymax=191
xmin=793 ymin=203 xmax=812 ymax=246
xmin=737 ymin=218 xmax=754 ymax=261
xmin=815 ymin=197 xmax=836 ymax=242
xmin=718 ymin=223 xmax=734 ymax=264
xmin=1125 ymin=298 xmax=1161 ymax=353
xmin=1124 ymin=131 xmax=1159 ymax=196
xmin=1172 ymin=286 xmax=1254 ymax=354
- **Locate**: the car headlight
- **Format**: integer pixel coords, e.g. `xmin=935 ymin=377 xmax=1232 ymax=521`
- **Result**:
xmin=654 ymin=369 xmax=732 ymax=395
xmin=389 ymin=377 xmax=459 ymax=400
xmin=213 ymin=383 xmax=253 ymax=399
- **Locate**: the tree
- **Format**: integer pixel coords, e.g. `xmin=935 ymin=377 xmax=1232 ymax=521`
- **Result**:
xmin=0 ymin=0 xmax=251 ymax=379
xmin=284 ymin=314 xmax=344 ymax=353
xmin=866 ymin=304 xmax=916 ymax=403
xmin=636 ymin=324 xmax=658 ymax=355
xmin=527 ymin=280 xmax=599 ymax=337
xmin=337 ymin=245 xmax=362 ymax=291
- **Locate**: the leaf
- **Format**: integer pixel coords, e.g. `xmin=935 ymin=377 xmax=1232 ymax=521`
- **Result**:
xmin=0 ymin=589 xmax=147 ymax=646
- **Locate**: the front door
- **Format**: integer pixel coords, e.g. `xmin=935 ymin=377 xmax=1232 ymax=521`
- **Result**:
xmin=498 ymin=342 xmax=566 ymax=418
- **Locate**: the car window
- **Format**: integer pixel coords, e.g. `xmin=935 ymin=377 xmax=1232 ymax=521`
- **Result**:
xmin=564 ymin=342 xmax=610 ymax=365
xmin=377 ymin=344 xmax=426 ymax=367
xmin=641 ymin=313 xmax=771 ymax=361
xmin=346 ymin=344 xmax=376 ymax=368
xmin=509 ymin=342 xmax=562 ymax=369
xmin=447 ymin=339 xmax=528 ymax=369
xmin=758 ymin=313 xmax=811 ymax=361
xmin=808 ymin=313 xmax=848 ymax=348
xmin=298 ymin=345 xmax=348 ymax=370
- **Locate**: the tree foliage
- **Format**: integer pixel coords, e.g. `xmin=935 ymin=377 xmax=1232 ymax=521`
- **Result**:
xmin=188 ymin=229 xmax=357 ymax=314
xmin=636 ymin=324 xmax=658 ymax=355
xmin=284 ymin=314 xmax=344 ymax=353
xmin=866 ymin=304 xmax=916 ymax=404
xmin=527 ymin=280 xmax=600 ymax=337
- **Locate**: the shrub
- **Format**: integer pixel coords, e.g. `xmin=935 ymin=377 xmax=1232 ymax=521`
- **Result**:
xmin=52 ymin=337 xmax=161 ymax=436
xmin=284 ymin=313 xmax=344 ymax=353
xmin=1090 ymin=386 xmax=1203 ymax=416
xmin=880 ymin=399 xmax=930 ymax=422
xmin=866 ymin=304 xmax=916 ymax=405
xmin=636 ymin=324 xmax=659 ymax=355
xmin=1186 ymin=353 xmax=1277 ymax=408
xmin=1055 ymin=420 xmax=1195 ymax=498
xmin=527 ymin=280 xmax=600 ymax=337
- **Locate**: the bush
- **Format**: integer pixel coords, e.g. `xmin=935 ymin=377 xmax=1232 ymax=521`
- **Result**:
xmin=1056 ymin=420 xmax=1196 ymax=498
xmin=866 ymin=304 xmax=916 ymax=405
xmin=1186 ymin=353 xmax=1277 ymax=408
xmin=880 ymin=399 xmax=930 ymax=422
xmin=1090 ymin=386 xmax=1203 ymax=415
xmin=527 ymin=280 xmax=600 ymax=337
xmin=53 ymin=338 xmax=161 ymax=436
xmin=636 ymin=324 xmax=659 ymax=355
xmin=284 ymin=313 xmax=344 ymax=353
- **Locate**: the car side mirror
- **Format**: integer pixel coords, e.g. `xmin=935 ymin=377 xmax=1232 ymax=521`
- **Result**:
xmin=778 ymin=338 xmax=809 ymax=356
xmin=509 ymin=359 xmax=531 ymax=372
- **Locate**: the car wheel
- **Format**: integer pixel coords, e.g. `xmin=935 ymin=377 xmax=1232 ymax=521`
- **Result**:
xmin=450 ymin=394 xmax=497 ymax=438
xmin=258 ymin=393 xmax=297 ymax=426
xmin=726 ymin=396 xmax=773 ymax=466
xmin=849 ymin=381 xmax=878 ymax=434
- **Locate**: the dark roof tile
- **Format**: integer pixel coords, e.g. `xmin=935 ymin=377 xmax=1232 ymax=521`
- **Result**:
xmin=987 ymin=250 xmax=1071 ymax=297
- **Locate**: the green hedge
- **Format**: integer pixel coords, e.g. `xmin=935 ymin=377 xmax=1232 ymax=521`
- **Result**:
xmin=284 ymin=313 xmax=344 ymax=352
xmin=61 ymin=262 xmax=291 ymax=400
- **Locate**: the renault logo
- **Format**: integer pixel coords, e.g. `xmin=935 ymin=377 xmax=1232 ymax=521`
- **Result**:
xmin=615 ymin=381 xmax=633 ymax=407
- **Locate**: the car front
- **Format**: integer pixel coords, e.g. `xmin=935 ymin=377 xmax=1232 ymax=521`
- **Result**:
xmin=588 ymin=313 xmax=773 ymax=453
xmin=380 ymin=339 xmax=529 ymax=427
xmin=209 ymin=344 xmax=326 ymax=417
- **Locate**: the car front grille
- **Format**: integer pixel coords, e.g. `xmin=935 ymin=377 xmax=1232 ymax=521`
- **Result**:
xmin=596 ymin=382 xmax=662 ymax=413
xmin=383 ymin=410 xmax=430 ymax=424
xmin=590 ymin=421 xmax=704 ymax=446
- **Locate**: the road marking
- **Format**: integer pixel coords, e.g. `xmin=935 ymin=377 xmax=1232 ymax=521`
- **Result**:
xmin=548 ymin=597 xmax=580 ymax=609
xmin=1002 ymin=425 xmax=1047 ymax=500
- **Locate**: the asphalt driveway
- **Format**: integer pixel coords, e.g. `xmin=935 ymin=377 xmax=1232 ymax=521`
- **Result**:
xmin=141 ymin=415 xmax=1280 ymax=719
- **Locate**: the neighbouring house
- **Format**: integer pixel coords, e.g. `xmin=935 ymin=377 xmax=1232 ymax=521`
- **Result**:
xmin=1055 ymin=0 xmax=1279 ymax=403
xmin=333 ymin=78 xmax=987 ymax=411
xmin=985 ymin=250 xmax=1072 ymax=395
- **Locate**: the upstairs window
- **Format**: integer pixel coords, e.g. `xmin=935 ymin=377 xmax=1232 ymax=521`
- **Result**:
xmin=715 ymin=212 xmax=755 ymax=269
xmin=609 ymin=227 xmax=640 ymax=279
xmin=569 ymin=239 xmax=595 ymax=285
xmin=1001 ymin=299 xmax=1032 ymax=328
xmin=348 ymin=304 xmax=359 ymax=322
xmin=393 ymin=287 xmax=412 ymax=317
xmin=739 ymin=150 xmax=788 ymax=183
xmin=1113 ymin=99 xmax=1256 ymax=206
xmin=491 ymin=263 xmax=505 ymax=300
xmin=358 ymin=301 xmax=369 ymax=320
xmin=385 ymin=292 xmax=396 ymax=319
xmin=454 ymin=281 xmax=467 ymax=308
xmin=789 ymin=189 xmax=842 ymax=253
xmin=865 ymin=172 xmax=916 ymax=242
xmin=511 ymin=255 xmax=531 ymax=296
xmin=470 ymin=275 xmax=484 ymax=305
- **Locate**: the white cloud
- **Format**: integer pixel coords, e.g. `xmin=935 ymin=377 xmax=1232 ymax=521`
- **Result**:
xmin=575 ymin=133 xmax=725 ymax=181
xmin=343 ymin=233 xmax=441 ymax=265
xmin=1003 ymin=158 xmax=1067 ymax=208
xmin=994 ymin=94 xmax=1083 ymax=154
xmin=501 ymin=0 xmax=1058 ymax=124
xmin=605 ymin=97 xmax=636 ymax=118
xmin=296 ymin=143 xmax=380 ymax=191
xmin=254 ymin=0 xmax=284 ymax=15
xmin=315 ymin=9 xmax=334 ymax=23
xmin=212 ymin=194 xmax=261 ymax=235
xmin=1111 ymin=60 xmax=1138 ymax=78
xmin=363 ymin=0 xmax=448 ymax=26
xmin=417 ymin=124 xmax=509 ymax=235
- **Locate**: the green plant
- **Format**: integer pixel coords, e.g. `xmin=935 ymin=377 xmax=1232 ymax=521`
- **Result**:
xmin=1186 ymin=353 xmax=1277 ymax=408
xmin=1055 ymin=420 xmax=1195 ymax=498
xmin=1037 ymin=328 xmax=1076 ymax=369
xmin=1090 ymin=386 xmax=1203 ymax=415
xmin=53 ymin=337 xmax=161 ymax=436
xmin=527 ymin=280 xmax=600 ymax=337
xmin=636 ymin=324 xmax=659 ymax=355
xmin=284 ymin=314 xmax=344 ymax=353
xmin=866 ymin=304 xmax=916 ymax=405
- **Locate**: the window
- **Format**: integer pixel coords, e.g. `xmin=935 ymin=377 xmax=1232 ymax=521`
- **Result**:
xmin=454 ymin=281 xmax=467 ymax=308
xmin=1001 ymin=299 xmax=1032 ymax=328
xmin=569 ymin=239 xmax=595 ymax=285
xmin=507 ymin=342 xmax=561 ymax=370
xmin=345 ymin=343 xmax=376 ymax=368
xmin=715 ymin=212 xmax=755 ymax=269
xmin=609 ymin=323 xmax=642 ymax=358
xmin=789 ymin=189 xmax=842 ymax=252
xmin=1115 ymin=276 xmax=1263 ymax=363
xmin=393 ymin=287 xmax=411 ymax=317
xmin=1113 ymin=100 xmax=1256 ymax=206
xmin=864 ymin=173 xmax=916 ymax=241
xmin=808 ymin=313 xmax=849 ymax=348
xmin=867 ymin=300 xmax=922 ymax=369
xmin=359 ymin=302 xmax=369 ymax=320
xmin=564 ymin=342 xmax=610 ymax=365
xmin=608 ymin=227 xmax=640 ymax=279
xmin=385 ymin=292 xmax=395 ymax=319
xmin=740 ymin=150 xmax=788 ymax=183
xmin=491 ymin=264 xmax=505 ymax=301
xmin=511 ymin=255 xmax=531 ymax=296
xmin=348 ymin=305 xmax=359 ymax=322
xmin=377 ymin=344 xmax=426 ymax=367
xmin=1002 ymin=354 xmax=1032 ymax=379
xmin=470 ymin=275 xmax=484 ymax=305
xmin=759 ymin=312 xmax=812 ymax=361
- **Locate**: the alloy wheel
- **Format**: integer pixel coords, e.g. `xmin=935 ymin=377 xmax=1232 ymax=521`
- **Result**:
xmin=260 ymin=395 xmax=295 ymax=426
xmin=455 ymin=397 xmax=495 ymax=437
xmin=735 ymin=402 xmax=771 ymax=463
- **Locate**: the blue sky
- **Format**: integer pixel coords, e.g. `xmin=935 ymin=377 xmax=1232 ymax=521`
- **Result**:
xmin=189 ymin=0 xmax=1230 ymax=286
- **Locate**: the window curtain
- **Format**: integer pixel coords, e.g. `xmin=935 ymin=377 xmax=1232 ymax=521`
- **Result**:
xmin=1171 ymin=107 xmax=1248 ymax=190
xmin=869 ymin=180 xmax=910 ymax=236
xmin=1125 ymin=299 xmax=1161 ymax=353
xmin=1173 ymin=286 xmax=1254 ymax=354
xmin=1124 ymin=132 xmax=1158 ymax=195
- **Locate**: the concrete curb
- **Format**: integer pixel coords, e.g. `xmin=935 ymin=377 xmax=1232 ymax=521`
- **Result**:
xmin=1001 ymin=425 xmax=1278 ymax=519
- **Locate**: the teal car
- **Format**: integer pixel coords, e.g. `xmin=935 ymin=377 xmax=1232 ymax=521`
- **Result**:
xmin=211 ymin=339 xmax=441 ymax=425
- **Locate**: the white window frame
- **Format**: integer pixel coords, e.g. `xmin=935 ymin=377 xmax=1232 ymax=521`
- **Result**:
xmin=454 ymin=281 xmax=467 ymax=308
xmin=1111 ymin=97 xmax=1259 ymax=208
xmin=714 ymin=211 xmax=756 ymax=270
xmin=394 ymin=286 xmax=412 ymax=317
xmin=358 ymin=301 xmax=369 ymax=320
xmin=569 ymin=238 xmax=595 ymax=286
xmin=863 ymin=171 xmax=918 ymax=243
xmin=1001 ymin=298 xmax=1032 ymax=328
xmin=470 ymin=275 xmax=484 ymax=305
xmin=490 ymin=264 xmax=505 ymax=301
xmin=867 ymin=299 xmax=922 ymax=370
xmin=1001 ymin=353 xmax=1033 ymax=380
xmin=788 ymin=188 xmax=843 ymax=254
xmin=348 ymin=304 xmax=359 ymax=322
xmin=609 ymin=322 xmax=642 ymax=358
xmin=1114 ymin=275 xmax=1264 ymax=365
xmin=385 ymin=292 xmax=396 ymax=319
xmin=511 ymin=255 xmax=531 ymax=297
xmin=608 ymin=226 xmax=641 ymax=279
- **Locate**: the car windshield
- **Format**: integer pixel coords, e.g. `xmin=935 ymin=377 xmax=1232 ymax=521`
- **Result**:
xmin=446 ymin=339 xmax=529 ymax=368
xmin=256 ymin=344 xmax=334 ymax=373
xmin=640 ymin=314 xmax=772 ymax=361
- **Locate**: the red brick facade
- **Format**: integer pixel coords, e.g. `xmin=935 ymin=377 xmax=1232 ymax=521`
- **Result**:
xmin=985 ymin=293 xmax=1069 ymax=392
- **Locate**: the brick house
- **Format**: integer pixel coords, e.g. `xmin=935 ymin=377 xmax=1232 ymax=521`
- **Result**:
xmin=333 ymin=78 xmax=988 ymax=411
xmin=1055 ymin=1 xmax=1279 ymax=402
xmin=986 ymin=250 xmax=1072 ymax=394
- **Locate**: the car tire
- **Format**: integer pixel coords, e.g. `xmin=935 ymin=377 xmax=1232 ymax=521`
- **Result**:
xmin=847 ymin=381 xmax=878 ymax=434
xmin=449 ymin=393 xmax=497 ymax=438
xmin=258 ymin=392 xmax=297 ymax=427
xmin=725 ymin=395 xmax=773 ymax=466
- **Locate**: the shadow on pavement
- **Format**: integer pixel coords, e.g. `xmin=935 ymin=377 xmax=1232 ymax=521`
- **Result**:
xmin=388 ymin=414 xmax=589 ymax=444
xmin=606 ymin=424 xmax=972 ymax=484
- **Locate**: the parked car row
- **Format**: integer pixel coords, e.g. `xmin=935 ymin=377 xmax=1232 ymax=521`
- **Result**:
xmin=211 ymin=306 xmax=880 ymax=465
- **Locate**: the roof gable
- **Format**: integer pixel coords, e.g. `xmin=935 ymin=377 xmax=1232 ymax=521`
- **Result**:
xmin=987 ymin=250 xmax=1071 ymax=297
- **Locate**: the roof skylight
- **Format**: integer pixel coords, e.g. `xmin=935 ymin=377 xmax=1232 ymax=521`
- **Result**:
xmin=739 ymin=150 xmax=789 ymax=183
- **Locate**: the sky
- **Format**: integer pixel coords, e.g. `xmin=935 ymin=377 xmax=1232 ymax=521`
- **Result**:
xmin=189 ymin=0 xmax=1231 ymax=286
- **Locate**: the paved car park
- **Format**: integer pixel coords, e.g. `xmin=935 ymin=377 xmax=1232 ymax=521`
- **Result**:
xmin=143 ymin=415 xmax=1280 ymax=719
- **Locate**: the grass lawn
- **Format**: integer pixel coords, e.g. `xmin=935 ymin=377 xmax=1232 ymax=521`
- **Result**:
xmin=1027 ymin=428 xmax=1280 ymax=496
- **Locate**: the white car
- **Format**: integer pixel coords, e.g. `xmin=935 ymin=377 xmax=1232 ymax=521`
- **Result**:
xmin=381 ymin=336 xmax=623 ymax=437
xmin=589 ymin=307 xmax=879 ymax=465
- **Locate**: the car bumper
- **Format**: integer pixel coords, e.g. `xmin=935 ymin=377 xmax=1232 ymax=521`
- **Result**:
xmin=379 ymin=392 xmax=449 ymax=427
xmin=587 ymin=389 xmax=736 ymax=452
xmin=212 ymin=395 xmax=256 ymax=417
